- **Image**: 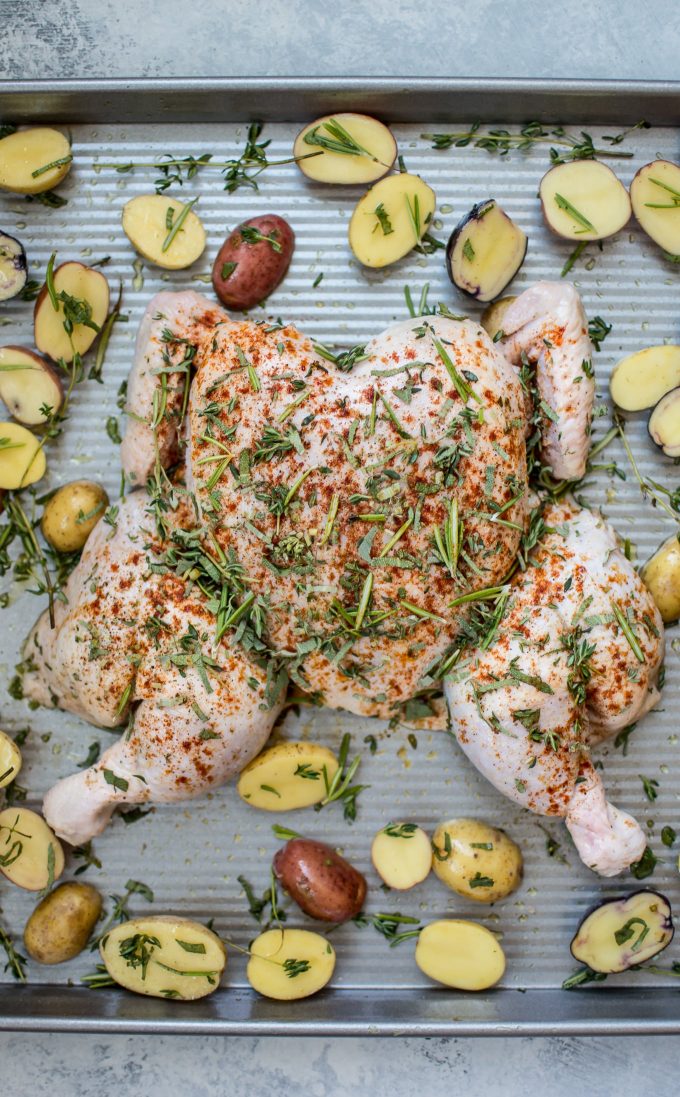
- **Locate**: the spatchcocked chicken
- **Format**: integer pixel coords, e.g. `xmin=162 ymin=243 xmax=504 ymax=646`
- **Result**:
xmin=23 ymin=283 xmax=663 ymax=875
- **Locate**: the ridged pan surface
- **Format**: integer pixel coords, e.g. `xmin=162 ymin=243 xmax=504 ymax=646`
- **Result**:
xmin=0 ymin=117 xmax=678 ymax=1014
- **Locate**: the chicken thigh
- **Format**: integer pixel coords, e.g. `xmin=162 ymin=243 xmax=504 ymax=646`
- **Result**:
xmin=444 ymin=498 xmax=663 ymax=875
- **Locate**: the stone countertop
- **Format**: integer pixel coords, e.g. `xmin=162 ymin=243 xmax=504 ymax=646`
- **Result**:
xmin=1 ymin=1 xmax=679 ymax=1094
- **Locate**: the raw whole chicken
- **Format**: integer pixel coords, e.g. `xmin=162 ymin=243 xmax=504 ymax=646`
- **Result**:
xmin=21 ymin=281 xmax=663 ymax=876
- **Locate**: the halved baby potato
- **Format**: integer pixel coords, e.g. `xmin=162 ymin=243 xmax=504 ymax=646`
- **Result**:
xmin=0 ymin=128 xmax=72 ymax=195
xmin=0 ymin=729 xmax=22 ymax=788
xmin=0 ymin=231 xmax=28 ymax=301
xmin=246 ymin=927 xmax=335 ymax=1000
xmin=371 ymin=822 xmax=432 ymax=890
xmin=431 ymin=818 xmax=523 ymax=904
xmin=630 ymin=160 xmax=680 ymax=256
xmin=0 ymin=346 xmax=63 ymax=425
xmin=649 ymin=386 xmax=680 ymax=457
xmin=41 ymin=479 xmax=109 ymax=552
xmin=122 ymin=195 xmax=206 ymax=270
xmin=349 ymin=173 xmax=436 ymax=268
xmin=34 ymin=261 xmax=110 ymax=365
xmin=480 ymin=296 xmax=517 ymax=340
xmin=570 ymin=890 xmax=673 ymax=974
xmin=237 ymin=741 xmax=339 ymax=811
xmin=0 ymin=807 xmax=64 ymax=891
xmin=294 ymin=113 xmax=397 ymax=185
xmin=539 ymin=160 xmax=631 ymax=241
xmin=415 ymin=919 xmax=506 ymax=991
xmin=446 ymin=201 xmax=527 ymax=302
xmin=0 ymin=422 xmax=47 ymax=490
xmin=609 ymin=345 xmax=680 ymax=412
xmin=100 ymin=916 xmax=226 ymax=1000
xmin=641 ymin=534 xmax=680 ymax=623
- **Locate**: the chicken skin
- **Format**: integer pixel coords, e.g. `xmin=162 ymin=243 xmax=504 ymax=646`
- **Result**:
xmin=22 ymin=282 xmax=662 ymax=873
xmin=444 ymin=499 xmax=663 ymax=875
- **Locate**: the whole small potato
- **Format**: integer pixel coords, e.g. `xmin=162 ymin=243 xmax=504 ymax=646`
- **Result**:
xmin=273 ymin=837 xmax=366 ymax=923
xmin=41 ymin=480 xmax=109 ymax=553
xmin=24 ymin=881 xmax=102 ymax=964
xmin=641 ymin=534 xmax=680 ymax=624
xmin=212 ymin=214 xmax=295 ymax=310
xmin=431 ymin=818 xmax=523 ymax=904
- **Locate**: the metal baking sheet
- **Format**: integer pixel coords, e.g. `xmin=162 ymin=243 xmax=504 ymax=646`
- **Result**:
xmin=0 ymin=78 xmax=679 ymax=1035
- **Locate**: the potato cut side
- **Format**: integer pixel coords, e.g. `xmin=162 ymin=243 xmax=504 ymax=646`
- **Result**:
xmin=122 ymin=195 xmax=206 ymax=270
xmin=0 ymin=807 xmax=64 ymax=891
xmin=641 ymin=534 xmax=680 ymax=624
xmin=294 ymin=113 xmax=396 ymax=184
xmin=609 ymin=345 xmax=680 ymax=411
xmin=415 ymin=920 xmax=506 ymax=991
xmin=371 ymin=822 xmax=431 ymax=890
xmin=100 ymin=916 xmax=226 ymax=1000
xmin=480 ymin=295 xmax=517 ymax=340
xmin=630 ymin=160 xmax=680 ymax=256
xmin=247 ymin=928 xmax=335 ymax=1000
xmin=34 ymin=262 xmax=110 ymax=365
xmin=41 ymin=479 xmax=109 ymax=553
xmin=446 ymin=201 xmax=527 ymax=302
xmin=349 ymin=173 xmax=436 ymax=268
xmin=0 ymin=346 xmax=64 ymax=425
xmin=571 ymin=890 xmax=673 ymax=974
xmin=0 ymin=231 xmax=28 ymax=301
xmin=0 ymin=128 xmax=72 ymax=195
xmin=0 ymin=422 xmax=46 ymax=490
xmin=237 ymin=741 xmax=339 ymax=811
xmin=539 ymin=160 xmax=631 ymax=241
xmin=0 ymin=730 xmax=22 ymax=789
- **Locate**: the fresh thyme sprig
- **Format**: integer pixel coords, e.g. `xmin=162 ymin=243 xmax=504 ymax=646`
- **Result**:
xmin=96 ymin=123 xmax=322 ymax=194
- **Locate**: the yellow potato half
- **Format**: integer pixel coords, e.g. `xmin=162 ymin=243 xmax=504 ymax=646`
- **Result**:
xmin=371 ymin=822 xmax=431 ymax=890
xmin=247 ymin=928 xmax=335 ymax=1000
xmin=415 ymin=920 xmax=506 ymax=991
xmin=100 ymin=916 xmax=226 ymax=1000
xmin=609 ymin=345 xmax=680 ymax=412
xmin=0 ymin=128 xmax=72 ymax=194
xmin=0 ymin=730 xmax=22 ymax=789
xmin=294 ymin=113 xmax=396 ymax=184
xmin=122 ymin=195 xmax=206 ymax=270
xmin=349 ymin=173 xmax=436 ymax=268
xmin=0 ymin=422 xmax=47 ymax=490
xmin=237 ymin=741 xmax=339 ymax=811
xmin=34 ymin=262 xmax=110 ymax=365
xmin=0 ymin=808 xmax=64 ymax=891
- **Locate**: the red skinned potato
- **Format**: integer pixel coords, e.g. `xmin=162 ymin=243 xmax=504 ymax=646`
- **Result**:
xmin=273 ymin=838 xmax=366 ymax=923
xmin=212 ymin=215 xmax=294 ymax=310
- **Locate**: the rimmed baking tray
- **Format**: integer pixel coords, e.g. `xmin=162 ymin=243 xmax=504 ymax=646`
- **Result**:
xmin=0 ymin=77 xmax=679 ymax=1035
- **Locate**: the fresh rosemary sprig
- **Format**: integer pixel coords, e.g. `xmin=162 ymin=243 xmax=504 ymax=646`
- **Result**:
xmin=318 ymin=733 xmax=368 ymax=822
xmin=422 ymin=120 xmax=644 ymax=164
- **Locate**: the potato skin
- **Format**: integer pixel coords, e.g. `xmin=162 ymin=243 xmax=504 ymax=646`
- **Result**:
xmin=41 ymin=480 xmax=109 ymax=553
xmin=24 ymin=881 xmax=102 ymax=964
xmin=641 ymin=534 xmax=680 ymax=623
xmin=211 ymin=215 xmax=294 ymax=310
xmin=431 ymin=818 xmax=523 ymax=904
xmin=273 ymin=838 xmax=366 ymax=923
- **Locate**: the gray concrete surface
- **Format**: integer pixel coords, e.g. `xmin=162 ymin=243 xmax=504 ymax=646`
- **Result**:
xmin=2 ymin=1 xmax=679 ymax=1094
